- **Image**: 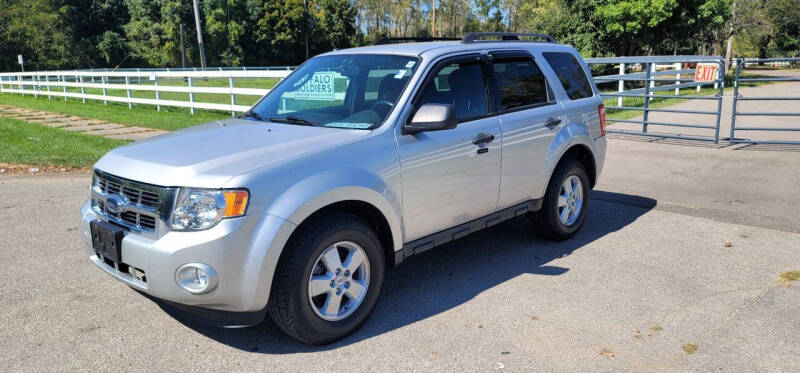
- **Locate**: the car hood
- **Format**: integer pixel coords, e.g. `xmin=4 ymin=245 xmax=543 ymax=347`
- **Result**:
xmin=94 ymin=118 xmax=371 ymax=188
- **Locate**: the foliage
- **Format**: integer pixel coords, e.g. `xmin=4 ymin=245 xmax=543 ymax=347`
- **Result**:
xmin=0 ymin=0 xmax=797 ymax=72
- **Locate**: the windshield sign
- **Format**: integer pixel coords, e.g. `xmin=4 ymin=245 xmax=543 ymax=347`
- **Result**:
xmin=248 ymin=54 xmax=419 ymax=130
xmin=293 ymin=72 xmax=336 ymax=100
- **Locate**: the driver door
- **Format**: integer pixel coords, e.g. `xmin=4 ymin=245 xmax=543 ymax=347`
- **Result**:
xmin=396 ymin=54 xmax=502 ymax=242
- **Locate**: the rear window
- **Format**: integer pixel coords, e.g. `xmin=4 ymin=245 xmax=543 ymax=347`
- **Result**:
xmin=490 ymin=56 xmax=553 ymax=111
xmin=543 ymin=52 xmax=593 ymax=100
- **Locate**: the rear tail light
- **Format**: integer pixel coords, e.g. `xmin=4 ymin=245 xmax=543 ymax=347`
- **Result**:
xmin=598 ymin=104 xmax=607 ymax=136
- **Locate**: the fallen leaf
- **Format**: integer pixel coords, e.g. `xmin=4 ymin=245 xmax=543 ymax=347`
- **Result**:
xmin=650 ymin=325 xmax=663 ymax=332
xmin=531 ymin=316 xmax=539 ymax=321
xmin=724 ymin=241 xmax=732 ymax=247
xmin=777 ymin=270 xmax=800 ymax=285
xmin=599 ymin=348 xmax=615 ymax=357
xmin=682 ymin=343 xmax=698 ymax=354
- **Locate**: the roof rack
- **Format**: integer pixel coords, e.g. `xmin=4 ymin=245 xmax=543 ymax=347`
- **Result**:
xmin=461 ymin=32 xmax=557 ymax=44
xmin=374 ymin=37 xmax=460 ymax=45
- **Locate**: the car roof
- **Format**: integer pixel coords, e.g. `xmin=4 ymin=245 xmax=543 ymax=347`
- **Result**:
xmin=321 ymin=41 xmax=578 ymax=59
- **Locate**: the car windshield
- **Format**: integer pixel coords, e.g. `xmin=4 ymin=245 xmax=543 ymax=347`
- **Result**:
xmin=248 ymin=54 xmax=420 ymax=130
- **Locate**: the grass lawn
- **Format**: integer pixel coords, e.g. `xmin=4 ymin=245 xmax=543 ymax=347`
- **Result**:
xmin=0 ymin=93 xmax=228 ymax=130
xmin=0 ymin=117 xmax=128 ymax=167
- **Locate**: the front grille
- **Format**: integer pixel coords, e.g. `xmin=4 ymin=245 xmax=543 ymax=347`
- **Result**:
xmin=98 ymin=178 xmax=160 ymax=208
xmin=93 ymin=171 xmax=168 ymax=232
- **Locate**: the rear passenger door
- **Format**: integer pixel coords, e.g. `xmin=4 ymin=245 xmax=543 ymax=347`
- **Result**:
xmin=488 ymin=50 xmax=565 ymax=208
xmin=541 ymin=52 xmax=599 ymax=137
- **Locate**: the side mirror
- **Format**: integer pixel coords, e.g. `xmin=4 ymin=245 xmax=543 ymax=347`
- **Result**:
xmin=404 ymin=104 xmax=457 ymax=135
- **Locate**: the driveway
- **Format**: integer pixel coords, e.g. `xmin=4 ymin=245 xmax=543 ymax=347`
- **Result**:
xmin=1 ymin=134 xmax=798 ymax=371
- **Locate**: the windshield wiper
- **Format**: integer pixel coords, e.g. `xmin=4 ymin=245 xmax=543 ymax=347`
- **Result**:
xmin=239 ymin=109 xmax=267 ymax=121
xmin=269 ymin=116 xmax=319 ymax=126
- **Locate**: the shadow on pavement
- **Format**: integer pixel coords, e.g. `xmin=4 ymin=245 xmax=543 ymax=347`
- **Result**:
xmin=606 ymin=133 xmax=731 ymax=149
xmin=151 ymin=191 xmax=655 ymax=353
xmin=731 ymin=143 xmax=800 ymax=152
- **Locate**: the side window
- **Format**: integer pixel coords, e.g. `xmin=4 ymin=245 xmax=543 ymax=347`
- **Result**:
xmin=542 ymin=52 xmax=593 ymax=100
xmin=490 ymin=56 xmax=552 ymax=111
xmin=416 ymin=61 xmax=488 ymax=122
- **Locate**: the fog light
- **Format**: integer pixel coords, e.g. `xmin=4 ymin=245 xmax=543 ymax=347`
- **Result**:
xmin=175 ymin=263 xmax=218 ymax=294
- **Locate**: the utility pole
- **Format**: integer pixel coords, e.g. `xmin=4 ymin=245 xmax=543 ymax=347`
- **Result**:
xmin=304 ymin=0 xmax=309 ymax=61
xmin=179 ymin=23 xmax=187 ymax=68
xmin=192 ymin=0 xmax=207 ymax=69
xmin=724 ymin=0 xmax=737 ymax=70
xmin=431 ymin=0 xmax=436 ymax=37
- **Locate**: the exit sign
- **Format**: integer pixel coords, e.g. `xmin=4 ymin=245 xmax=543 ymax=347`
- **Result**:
xmin=694 ymin=64 xmax=718 ymax=82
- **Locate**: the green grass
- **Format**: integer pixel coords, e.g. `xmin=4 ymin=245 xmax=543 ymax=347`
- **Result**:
xmin=0 ymin=117 xmax=128 ymax=167
xmin=0 ymin=93 xmax=227 ymax=130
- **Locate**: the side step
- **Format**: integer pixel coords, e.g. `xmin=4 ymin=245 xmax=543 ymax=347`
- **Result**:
xmin=395 ymin=199 xmax=542 ymax=265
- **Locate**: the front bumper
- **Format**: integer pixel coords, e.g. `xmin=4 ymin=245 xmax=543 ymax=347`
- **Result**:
xmin=80 ymin=199 xmax=295 ymax=322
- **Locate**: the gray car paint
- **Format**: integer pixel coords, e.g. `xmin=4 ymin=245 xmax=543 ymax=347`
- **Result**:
xmin=81 ymin=40 xmax=606 ymax=314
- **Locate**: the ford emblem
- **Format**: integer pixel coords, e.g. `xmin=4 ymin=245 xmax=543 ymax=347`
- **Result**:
xmin=105 ymin=194 xmax=126 ymax=213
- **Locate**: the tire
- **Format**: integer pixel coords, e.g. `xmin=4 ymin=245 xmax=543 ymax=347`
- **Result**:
xmin=267 ymin=213 xmax=385 ymax=345
xmin=532 ymin=160 xmax=590 ymax=241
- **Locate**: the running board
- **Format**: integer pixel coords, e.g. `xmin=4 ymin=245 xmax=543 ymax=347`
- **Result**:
xmin=395 ymin=199 xmax=542 ymax=265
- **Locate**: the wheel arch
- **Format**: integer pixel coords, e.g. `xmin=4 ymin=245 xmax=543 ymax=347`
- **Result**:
xmin=287 ymin=199 xmax=397 ymax=270
xmin=543 ymin=141 xmax=598 ymax=196
xmin=555 ymin=144 xmax=597 ymax=188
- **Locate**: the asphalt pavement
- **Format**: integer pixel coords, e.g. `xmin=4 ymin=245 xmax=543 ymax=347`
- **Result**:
xmin=1 ymin=136 xmax=799 ymax=371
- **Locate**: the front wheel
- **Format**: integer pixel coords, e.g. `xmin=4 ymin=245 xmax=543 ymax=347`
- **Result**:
xmin=532 ymin=160 xmax=590 ymax=241
xmin=268 ymin=213 xmax=385 ymax=345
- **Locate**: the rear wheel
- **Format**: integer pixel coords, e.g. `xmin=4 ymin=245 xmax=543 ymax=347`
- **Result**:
xmin=268 ymin=213 xmax=385 ymax=345
xmin=532 ymin=160 xmax=590 ymax=241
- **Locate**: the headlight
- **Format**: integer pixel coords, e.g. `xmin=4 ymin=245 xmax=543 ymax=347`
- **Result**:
xmin=170 ymin=188 xmax=249 ymax=231
xmin=91 ymin=175 xmax=101 ymax=192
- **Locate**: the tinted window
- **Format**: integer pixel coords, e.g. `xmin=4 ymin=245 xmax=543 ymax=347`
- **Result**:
xmin=251 ymin=54 xmax=418 ymax=129
xmin=491 ymin=56 xmax=551 ymax=111
xmin=543 ymin=52 xmax=593 ymax=100
xmin=417 ymin=61 xmax=488 ymax=121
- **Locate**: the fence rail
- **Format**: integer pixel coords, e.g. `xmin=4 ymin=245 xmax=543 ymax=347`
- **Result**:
xmin=0 ymin=68 xmax=293 ymax=115
xmin=4 ymin=57 xmax=800 ymax=146
xmin=586 ymin=56 xmax=725 ymax=143
xmin=730 ymin=57 xmax=800 ymax=145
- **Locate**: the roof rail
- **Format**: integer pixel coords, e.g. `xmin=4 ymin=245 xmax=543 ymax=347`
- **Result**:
xmin=461 ymin=32 xmax=557 ymax=44
xmin=375 ymin=37 xmax=460 ymax=45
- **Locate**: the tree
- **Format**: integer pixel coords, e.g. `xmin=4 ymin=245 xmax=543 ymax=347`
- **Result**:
xmin=124 ymin=0 xmax=195 ymax=67
xmin=317 ymin=0 xmax=358 ymax=49
xmin=255 ymin=0 xmax=309 ymax=64
xmin=60 ymin=0 xmax=130 ymax=68
xmin=0 ymin=0 xmax=76 ymax=70
xmin=97 ymin=31 xmax=128 ymax=65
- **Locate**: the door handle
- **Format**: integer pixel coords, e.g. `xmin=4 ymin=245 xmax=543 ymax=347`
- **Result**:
xmin=472 ymin=133 xmax=495 ymax=145
xmin=545 ymin=117 xmax=561 ymax=128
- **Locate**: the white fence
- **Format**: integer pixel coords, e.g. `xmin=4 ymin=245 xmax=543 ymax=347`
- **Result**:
xmin=0 ymin=68 xmax=294 ymax=115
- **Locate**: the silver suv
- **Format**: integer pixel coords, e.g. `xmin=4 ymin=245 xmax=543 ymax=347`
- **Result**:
xmin=79 ymin=33 xmax=607 ymax=344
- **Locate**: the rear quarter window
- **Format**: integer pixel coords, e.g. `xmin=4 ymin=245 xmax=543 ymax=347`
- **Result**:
xmin=542 ymin=52 xmax=594 ymax=100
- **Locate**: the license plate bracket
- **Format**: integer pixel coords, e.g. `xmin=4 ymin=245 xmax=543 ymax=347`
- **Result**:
xmin=90 ymin=220 xmax=125 ymax=263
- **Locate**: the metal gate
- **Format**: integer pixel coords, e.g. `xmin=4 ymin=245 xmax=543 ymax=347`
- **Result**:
xmin=730 ymin=58 xmax=800 ymax=145
xmin=587 ymin=56 xmax=725 ymax=143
